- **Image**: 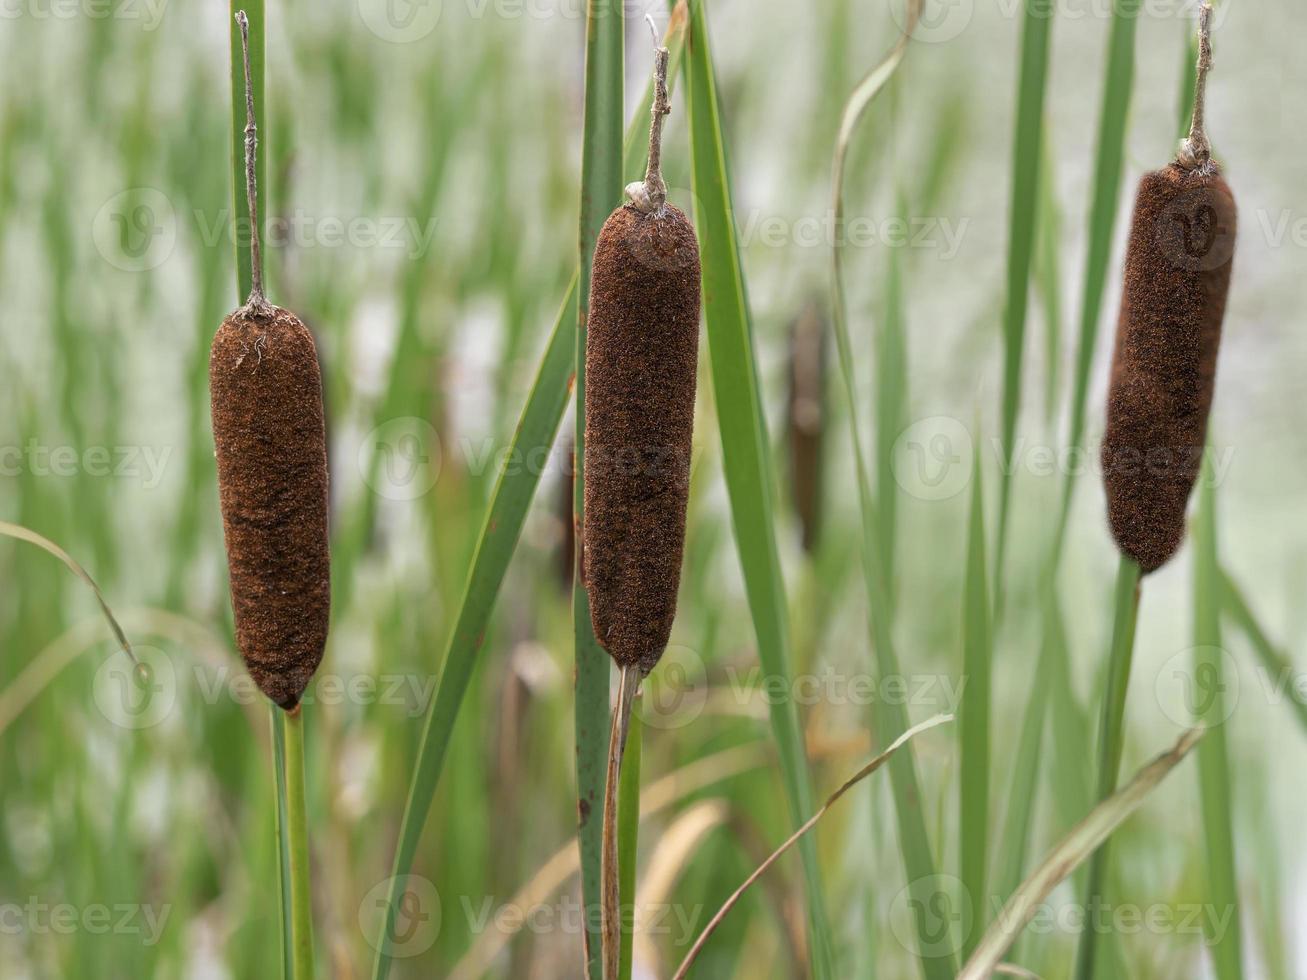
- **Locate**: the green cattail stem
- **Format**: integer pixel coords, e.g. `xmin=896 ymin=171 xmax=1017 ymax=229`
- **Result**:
xmin=271 ymin=707 xmax=294 ymax=980
xmin=1073 ymin=556 xmax=1142 ymax=980
xmin=616 ymin=705 xmax=643 ymax=980
xmin=600 ymin=664 xmax=640 ymax=980
xmin=284 ymin=706 xmax=315 ymax=980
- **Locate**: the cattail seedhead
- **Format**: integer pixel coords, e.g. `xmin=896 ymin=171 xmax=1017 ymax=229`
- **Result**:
xmin=211 ymin=303 xmax=331 ymax=708
xmin=787 ymin=300 xmax=827 ymax=554
xmin=1101 ymin=162 xmax=1236 ymax=572
xmin=583 ymin=202 xmax=701 ymax=675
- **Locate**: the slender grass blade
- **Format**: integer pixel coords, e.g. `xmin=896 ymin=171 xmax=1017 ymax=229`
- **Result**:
xmin=1074 ymin=556 xmax=1141 ymax=980
xmin=1192 ymin=455 xmax=1243 ymax=980
xmin=826 ymin=4 xmax=955 ymax=976
xmin=1221 ymin=570 xmax=1307 ymax=736
xmin=962 ymin=729 xmax=1205 ymax=980
xmin=994 ymin=0 xmax=1054 ymax=592
xmin=617 ymin=710 xmax=642 ymax=980
xmin=370 ymin=287 xmax=576 ymax=979
xmin=683 ymin=1 xmax=833 ymax=973
xmin=1054 ymin=0 xmax=1139 ymax=560
xmin=959 ymin=451 xmax=991 ymax=957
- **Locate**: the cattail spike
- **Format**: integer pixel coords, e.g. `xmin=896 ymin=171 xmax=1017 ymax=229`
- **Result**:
xmin=1101 ymin=164 xmax=1236 ymax=573
xmin=211 ymin=306 xmax=332 ymax=708
xmin=213 ymin=15 xmax=331 ymax=710
xmin=586 ymin=23 xmax=700 ymax=673
xmin=1103 ymin=0 xmax=1235 ymax=574
xmin=588 ymin=32 xmax=701 ymax=977
xmin=583 ymin=203 xmax=700 ymax=670
xmin=787 ymin=301 xmax=827 ymax=554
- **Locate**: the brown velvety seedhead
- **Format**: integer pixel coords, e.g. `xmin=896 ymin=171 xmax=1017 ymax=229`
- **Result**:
xmin=211 ymin=304 xmax=331 ymax=708
xmin=584 ymin=203 xmax=701 ymax=675
xmin=1101 ymin=163 xmax=1236 ymax=573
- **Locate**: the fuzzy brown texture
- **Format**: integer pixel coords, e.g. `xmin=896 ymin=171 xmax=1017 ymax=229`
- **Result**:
xmin=1102 ymin=163 xmax=1236 ymax=573
xmin=584 ymin=203 xmax=701 ymax=674
xmin=211 ymin=304 xmax=331 ymax=708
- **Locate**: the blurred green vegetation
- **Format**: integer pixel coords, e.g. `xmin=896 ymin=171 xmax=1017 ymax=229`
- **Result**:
xmin=0 ymin=0 xmax=1303 ymax=978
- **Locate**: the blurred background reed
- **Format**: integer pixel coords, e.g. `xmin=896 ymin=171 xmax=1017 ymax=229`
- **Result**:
xmin=0 ymin=0 xmax=1304 ymax=977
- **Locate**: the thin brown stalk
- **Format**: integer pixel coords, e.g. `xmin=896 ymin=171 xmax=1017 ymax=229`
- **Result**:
xmin=235 ymin=10 xmax=271 ymax=313
xmin=0 ymin=521 xmax=139 ymax=672
xmin=625 ymin=15 xmax=670 ymax=214
xmin=670 ymin=713 xmax=952 ymax=980
xmin=1178 ymin=2 xmax=1214 ymax=170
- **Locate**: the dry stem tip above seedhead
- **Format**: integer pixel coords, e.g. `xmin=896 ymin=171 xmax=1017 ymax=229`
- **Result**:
xmin=1177 ymin=2 xmax=1215 ymax=172
xmin=625 ymin=15 xmax=671 ymax=214
xmin=235 ymin=10 xmax=272 ymax=316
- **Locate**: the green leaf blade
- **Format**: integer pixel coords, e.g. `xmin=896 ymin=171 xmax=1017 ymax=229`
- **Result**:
xmin=825 ymin=5 xmax=955 ymax=976
xmin=574 ymin=1 xmax=626 ymax=976
xmin=682 ymin=2 xmax=833 ymax=975
xmin=1192 ymin=456 xmax=1243 ymax=980
xmin=963 ymin=729 xmax=1205 ymax=980
xmin=370 ymin=286 xmax=577 ymax=980
xmin=1221 ymin=570 xmax=1307 ymax=737
xmin=1055 ymin=0 xmax=1139 ymax=560
xmin=959 ymin=456 xmax=991 ymax=959
xmin=1073 ymin=555 xmax=1142 ymax=980
xmin=995 ymin=0 xmax=1055 ymax=589
xmin=617 ymin=712 xmax=642 ymax=980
